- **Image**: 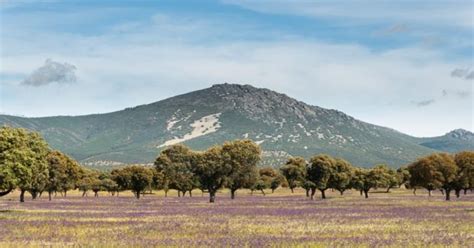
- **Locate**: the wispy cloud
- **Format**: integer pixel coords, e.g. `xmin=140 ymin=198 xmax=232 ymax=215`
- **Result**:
xmin=223 ymin=0 xmax=474 ymax=28
xmin=456 ymin=90 xmax=471 ymax=98
xmin=443 ymin=89 xmax=472 ymax=98
xmin=411 ymin=99 xmax=435 ymax=107
xmin=374 ymin=23 xmax=409 ymax=36
xmin=466 ymin=71 xmax=474 ymax=80
xmin=21 ymin=59 xmax=77 ymax=87
xmin=451 ymin=68 xmax=474 ymax=80
xmin=451 ymin=68 xmax=469 ymax=77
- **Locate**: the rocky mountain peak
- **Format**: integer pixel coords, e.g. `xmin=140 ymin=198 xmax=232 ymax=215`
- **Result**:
xmin=446 ymin=129 xmax=474 ymax=141
xmin=208 ymin=83 xmax=319 ymax=122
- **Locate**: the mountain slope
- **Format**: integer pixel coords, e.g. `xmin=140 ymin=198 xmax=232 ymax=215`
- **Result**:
xmin=0 ymin=84 xmax=470 ymax=168
xmin=416 ymin=129 xmax=474 ymax=152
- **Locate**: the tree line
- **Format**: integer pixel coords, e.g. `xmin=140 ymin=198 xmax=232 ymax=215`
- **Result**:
xmin=1 ymin=127 xmax=472 ymax=203
xmin=280 ymin=151 xmax=473 ymax=201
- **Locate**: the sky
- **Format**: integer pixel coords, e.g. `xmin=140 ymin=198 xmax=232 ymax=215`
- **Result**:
xmin=0 ymin=0 xmax=473 ymax=137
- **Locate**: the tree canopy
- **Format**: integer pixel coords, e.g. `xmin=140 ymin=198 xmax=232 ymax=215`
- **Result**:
xmin=0 ymin=127 xmax=50 ymax=202
xmin=222 ymin=139 xmax=261 ymax=199
xmin=112 ymin=165 xmax=153 ymax=199
xmin=280 ymin=157 xmax=306 ymax=193
xmin=408 ymin=153 xmax=457 ymax=200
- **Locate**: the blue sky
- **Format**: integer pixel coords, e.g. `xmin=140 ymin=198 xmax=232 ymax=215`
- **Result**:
xmin=0 ymin=0 xmax=472 ymax=136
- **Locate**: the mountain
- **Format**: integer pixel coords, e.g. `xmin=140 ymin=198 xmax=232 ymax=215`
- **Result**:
xmin=0 ymin=84 xmax=471 ymax=168
xmin=416 ymin=129 xmax=474 ymax=153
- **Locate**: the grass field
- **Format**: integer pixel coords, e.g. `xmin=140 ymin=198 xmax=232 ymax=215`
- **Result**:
xmin=0 ymin=189 xmax=473 ymax=247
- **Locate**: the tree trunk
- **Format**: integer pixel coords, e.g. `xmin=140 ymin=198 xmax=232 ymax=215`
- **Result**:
xmin=363 ymin=189 xmax=369 ymax=198
xmin=413 ymin=188 xmax=416 ymax=195
xmin=209 ymin=191 xmax=216 ymax=203
xmin=305 ymin=188 xmax=310 ymax=197
xmin=464 ymin=189 xmax=468 ymax=195
xmin=386 ymin=187 xmax=391 ymax=193
xmin=48 ymin=191 xmax=52 ymax=201
xmin=178 ymin=191 xmax=181 ymax=197
xmin=231 ymin=189 xmax=236 ymax=199
xmin=164 ymin=189 xmax=168 ymax=197
xmin=360 ymin=190 xmax=363 ymax=196
xmin=20 ymin=189 xmax=26 ymax=202
xmin=82 ymin=191 xmax=87 ymax=197
xmin=30 ymin=191 xmax=37 ymax=200
xmin=272 ymin=188 xmax=275 ymax=193
xmin=94 ymin=191 xmax=98 ymax=197
xmin=339 ymin=190 xmax=344 ymax=195
xmin=189 ymin=190 xmax=192 ymax=197
xmin=260 ymin=189 xmax=265 ymax=196
xmin=0 ymin=188 xmax=13 ymax=197
xmin=182 ymin=191 xmax=186 ymax=197
xmin=455 ymin=189 xmax=461 ymax=198
xmin=428 ymin=190 xmax=432 ymax=197
xmin=445 ymin=189 xmax=451 ymax=201
xmin=310 ymin=188 xmax=316 ymax=200
xmin=64 ymin=190 xmax=67 ymax=197
xmin=136 ymin=191 xmax=140 ymax=199
xmin=290 ymin=187 xmax=294 ymax=193
xmin=320 ymin=189 xmax=326 ymax=199
xmin=440 ymin=189 xmax=444 ymax=195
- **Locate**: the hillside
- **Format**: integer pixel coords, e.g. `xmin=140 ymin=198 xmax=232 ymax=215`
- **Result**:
xmin=0 ymin=84 xmax=471 ymax=168
xmin=416 ymin=129 xmax=474 ymax=152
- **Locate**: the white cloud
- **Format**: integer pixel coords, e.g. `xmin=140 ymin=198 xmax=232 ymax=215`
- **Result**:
xmin=223 ymin=0 xmax=474 ymax=28
xmin=0 ymin=9 xmax=472 ymax=136
xmin=21 ymin=59 xmax=77 ymax=86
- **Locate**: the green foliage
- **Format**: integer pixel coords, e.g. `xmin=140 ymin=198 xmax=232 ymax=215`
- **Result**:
xmin=111 ymin=165 xmax=153 ymax=199
xmin=330 ymin=158 xmax=354 ymax=195
xmin=307 ymin=154 xmax=336 ymax=199
xmin=192 ymin=146 xmax=230 ymax=202
xmin=46 ymin=150 xmax=81 ymax=197
xmin=258 ymin=167 xmax=283 ymax=193
xmin=100 ymin=178 xmax=119 ymax=194
xmin=77 ymin=177 xmax=93 ymax=195
xmin=150 ymin=167 xmax=165 ymax=191
xmin=280 ymin=157 xmax=306 ymax=193
xmin=372 ymin=164 xmax=399 ymax=192
xmin=0 ymin=127 xmax=50 ymax=201
xmin=351 ymin=166 xmax=389 ymax=198
xmin=396 ymin=166 xmax=410 ymax=187
xmin=408 ymin=153 xmax=458 ymax=200
xmin=452 ymin=151 xmax=474 ymax=197
xmin=222 ymin=139 xmax=261 ymax=199
xmin=1 ymin=124 xmax=471 ymax=204
xmin=154 ymin=144 xmax=198 ymax=195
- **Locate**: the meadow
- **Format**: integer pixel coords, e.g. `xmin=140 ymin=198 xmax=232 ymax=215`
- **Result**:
xmin=0 ymin=189 xmax=473 ymax=247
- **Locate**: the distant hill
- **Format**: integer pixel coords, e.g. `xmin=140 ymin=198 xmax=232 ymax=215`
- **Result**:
xmin=0 ymin=84 xmax=471 ymax=168
xmin=416 ymin=129 xmax=474 ymax=153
